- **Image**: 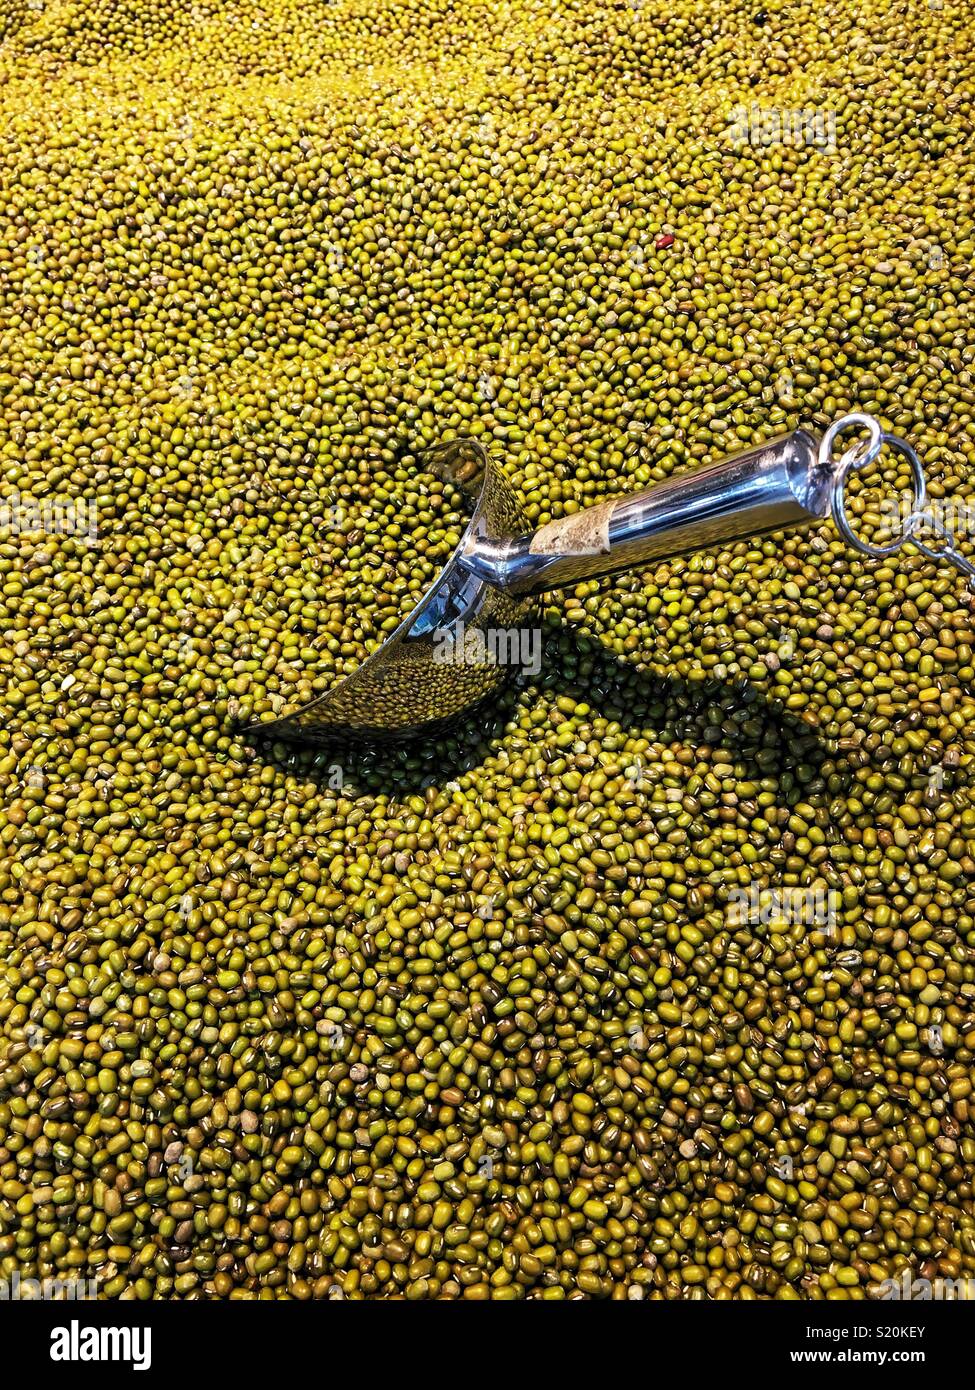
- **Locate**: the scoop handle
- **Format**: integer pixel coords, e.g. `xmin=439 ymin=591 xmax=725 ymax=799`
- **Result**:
xmin=457 ymin=427 xmax=837 ymax=597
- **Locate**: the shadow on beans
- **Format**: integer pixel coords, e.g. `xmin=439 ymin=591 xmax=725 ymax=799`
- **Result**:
xmin=250 ymin=616 xmax=854 ymax=815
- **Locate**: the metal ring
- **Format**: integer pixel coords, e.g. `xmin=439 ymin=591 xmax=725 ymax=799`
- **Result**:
xmin=818 ymin=412 xmax=885 ymax=475
xmin=903 ymin=509 xmax=946 ymax=561
xmin=830 ymin=432 xmax=926 ymax=559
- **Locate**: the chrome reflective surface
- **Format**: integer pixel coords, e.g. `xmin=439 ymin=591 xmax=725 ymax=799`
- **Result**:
xmin=246 ymin=426 xmax=844 ymax=745
xmin=457 ymin=429 xmax=829 ymax=594
xmin=246 ymin=441 xmax=537 ymax=744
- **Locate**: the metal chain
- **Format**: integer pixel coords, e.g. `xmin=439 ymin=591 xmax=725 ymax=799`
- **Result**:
xmin=904 ymin=509 xmax=975 ymax=593
xmin=824 ymin=412 xmax=975 ymax=595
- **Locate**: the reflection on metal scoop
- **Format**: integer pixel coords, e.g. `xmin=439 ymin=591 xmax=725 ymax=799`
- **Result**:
xmin=245 ymin=414 xmax=926 ymax=744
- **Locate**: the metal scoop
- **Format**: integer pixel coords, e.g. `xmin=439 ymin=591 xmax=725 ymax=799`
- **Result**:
xmin=246 ymin=412 xmax=950 ymax=745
